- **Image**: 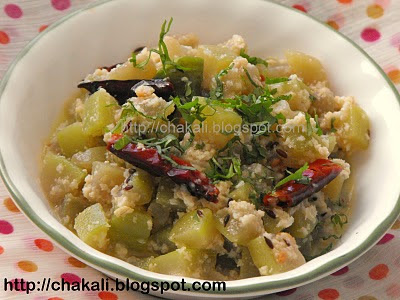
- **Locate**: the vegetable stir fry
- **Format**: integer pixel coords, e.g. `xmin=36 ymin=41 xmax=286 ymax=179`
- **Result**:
xmin=41 ymin=18 xmax=370 ymax=280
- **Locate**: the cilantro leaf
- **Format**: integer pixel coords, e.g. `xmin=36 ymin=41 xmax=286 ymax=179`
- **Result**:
xmin=207 ymin=156 xmax=242 ymax=181
xmin=239 ymin=49 xmax=268 ymax=67
xmin=264 ymin=77 xmax=290 ymax=84
xmin=331 ymin=213 xmax=348 ymax=228
xmin=314 ymin=114 xmax=323 ymax=136
xmin=244 ymin=68 xmax=261 ymax=88
xmin=322 ymin=234 xmax=342 ymax=241
xmin=275 ymin=163 xmax=309 ymax=189
xmin=305 ymin=112 xmax=313 ymax=136
xmin=130 ymin=18 xmax=190 ymax=74
xmin=210 ymin=64 xmax=234 ymax=99
xmin=113 ymin=135 xmax=132 ymax=150
xmin=330 ymin=117 xmax=337 ymax=133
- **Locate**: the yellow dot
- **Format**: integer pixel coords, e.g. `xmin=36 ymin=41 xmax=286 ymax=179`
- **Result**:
xmin=3 ymin=197 xmax=19 ymax=213
xmin=392 ymin=219 xmax=400 ymax=230
xmin=67 ymin=257 xmax=86 ymax=268
xmin=367 ymin=4 xmax=384 ymax=19
xmin=358 ymin=296 xmax=377 ymax=300
xmin=17 ymin=260 xmax=38 ymax=272
xmin=388 ymin=69 xmax=400 ymax=84
xmin=327 ymin=20 xmax=339 ymax=30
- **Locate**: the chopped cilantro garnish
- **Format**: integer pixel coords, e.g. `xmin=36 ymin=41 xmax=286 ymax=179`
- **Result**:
xmin=275 ymin=112 xmax=286 ymax=123
xmin=244 ymin=68 xmax=261 ymax=88
xmin=275 ymin=163 xmax=309 ymax=189
xmin=322 ymin=234 xmax=342 ymax=241
xmin=130 ymin=18 xmax=190 ymax=75
xmin=113 ymin=135 xmax=132 ymax=150
xmin=239 ymin=49 xmax=268 ymax=67
xmin=305 ymin=112 xmax=313 ymax=136
xmin=172 ymin=97 xmax=213 ymax=124
xmin=330 ymin=117 xmax=337 ymax=133
xmin=207 ymin=156 xmax=242 ymax=181
xmin=210 ymin=64 xmax=234 ymax=99
xmin=111 ymin=101 xmax=165 ymax=135
xmin=314 ymin=114 xmax=323 ymax=136
xmin=250 ymin=194 xmax=263 ymax=210
xmin=309 ymin=94 xmax=317 ymax=101
xmin=183 ymin=78 xmax=193 ymax=97
xmin=119 ymin=134 xmax=195 ymax=171
xmin=195 ymin=142 xmax=205 ymax=150
xmin=264 ymin=77 xmax=290 ymax=84
xmin=331 ymin=213 xmax=348 ymax=228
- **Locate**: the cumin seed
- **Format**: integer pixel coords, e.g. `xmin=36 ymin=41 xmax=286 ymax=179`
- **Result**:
xmin=266 ymin=209 xmax=276 ymax=219
xmin=224 ymin=214 xmax=230 ymax=227
xmin=124 ymin=184 xmax=133 ymax=191
xmin=276 ymin=149 xmax=288 ymax=158
xmin=264 ymin=236 xmax=274 ymax=249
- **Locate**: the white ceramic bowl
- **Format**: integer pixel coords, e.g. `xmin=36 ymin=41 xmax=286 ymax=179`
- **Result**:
xmin=1 ymin=0 xmax=400 ymax=298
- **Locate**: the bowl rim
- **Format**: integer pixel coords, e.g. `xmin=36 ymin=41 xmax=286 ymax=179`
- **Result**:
xmin=1 ymin=0 xmax=400 ymax=296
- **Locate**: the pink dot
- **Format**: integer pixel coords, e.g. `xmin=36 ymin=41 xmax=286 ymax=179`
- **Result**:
xmin=8 ymin=278 xmax=28 ymax=292
xmin=276 ymin=288 xmax=297 ymax=296
xmin=394 ymin=256 xmax=400 ymax=268
xmin=343 ymin=276 xmax=364 ymax=289
xmin=51 ymin=0 xmax=71 ymax=11
xmin=390 ymin=33 xmax=400 ymax=48
xmin=60 ymin=273 xmax=80 ymax=284
xmin=331 ymin=266 xmax=349 ymax=276
xmin=377 ymin=233 xmax=395 ymax=245
xmin=0 ymin=220 xmax=13 ymax=234
xmin=375 ymin=0 xmax=391 ymax=8
xmin=361 ymin=27 xmax=381 ymax=42
xmin=293 ymin=4 xmax=307 ymax=13
xmin=387 ymin=283 xmax=400 ymax=298
xmin=4 ymin=4 xmax=23 ymax=18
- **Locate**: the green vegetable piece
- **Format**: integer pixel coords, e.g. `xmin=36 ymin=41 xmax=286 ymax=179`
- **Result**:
xmin=156 ymin=56 xmax=204 ymax=96
xmin=129 ymin=257 xmax=153 ymax=269
xmin=57 ymin=122 xmax=101 ymax=157
xmin=229 ymin=182 xmax=253 ymax=202
xmin=169 ymin=208 xmax=221 ymax=249
xmin=150 ymin=226 xmax=176 ymax=254
xmin=287 ymin=207 xmax=318 ymax=238
xmin=263 ymin=209 xmax=292 ymax=234
xmin=41 ymin=152 xmax=87 ymax=204
xmin=148 ymin=202 xmax=171 ymax=233
xmin=247 ymin=236 xmax=280 ymax=275
xmin=109 ymin=211 xmax=152 ymax=250
xmin=74 ymin=203 xmax=110 ymax=251
xmin=274 ymin=77 xmax=313 ymax=112
xmin=333 ymin=103 xmax=370 ymax=151
xmin=59 ymin=193 xmax=90 ymax=230
xmin=214 ymin=210 xmax=261 ymax=246
xmin=155 ymin=178 xmax=185 ymax=211
xmin=124 ymin=169 xmax=155 ymax=205
xmin=85 ymin=161 xmax=125 ymax=203
xmin=149 ymin=248 xmax=215 ymax=278
xmin=239 ymin=247 xmax=260 ymax=279
xmin=71 ymin=146 xmax=107 ymax=172
xmin=323 ymin=175 xmax=347 ymax=204
xmin=82 ymin=89 xmax=118 ymax=137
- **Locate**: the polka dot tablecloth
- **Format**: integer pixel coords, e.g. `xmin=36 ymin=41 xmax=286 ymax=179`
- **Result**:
xmin=1 ymin=0 xmax=400 ymax=299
